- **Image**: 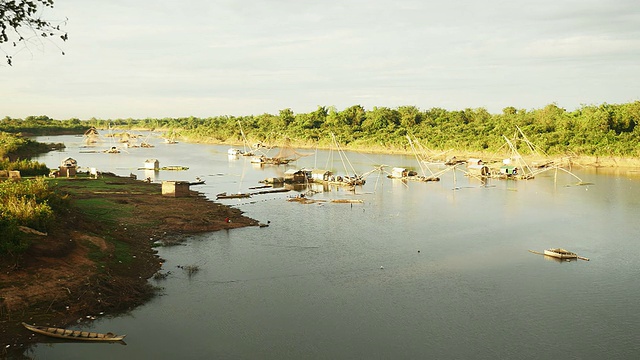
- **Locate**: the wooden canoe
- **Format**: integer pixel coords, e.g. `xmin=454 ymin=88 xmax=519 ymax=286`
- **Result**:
xmin=22 ymin=322 xmax=126 ymax=341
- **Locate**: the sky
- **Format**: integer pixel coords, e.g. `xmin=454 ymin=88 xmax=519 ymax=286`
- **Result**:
xmin=2 ymin=0 xmax=640 ymax=120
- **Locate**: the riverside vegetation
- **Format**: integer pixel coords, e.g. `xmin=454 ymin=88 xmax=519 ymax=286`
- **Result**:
xmin=4 ymin=101 xmax=639 ymax=158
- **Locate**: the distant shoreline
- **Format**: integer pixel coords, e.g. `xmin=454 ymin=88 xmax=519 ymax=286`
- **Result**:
xmin=183 ymin=135 xmax=640 ymax=171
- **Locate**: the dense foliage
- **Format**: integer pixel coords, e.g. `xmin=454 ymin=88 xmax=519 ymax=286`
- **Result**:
xmin=75 ymin=102 xmax=640 ymax=158
xmin=1 ymin=115 xmax=85 ymax=135
xmin=3 ymin=102 xmax=640 ymax=158
xmin=0 ymin=130 xmax=62 ymax=160
xmin=0 ymin=132 xmax=59 ymax=256
xmin=0 ymin=177 xmax=59 ymax=255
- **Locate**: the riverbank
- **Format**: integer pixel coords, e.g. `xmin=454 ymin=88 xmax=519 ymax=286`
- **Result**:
xmin=0 ymin=173 xmax=260 ymax=350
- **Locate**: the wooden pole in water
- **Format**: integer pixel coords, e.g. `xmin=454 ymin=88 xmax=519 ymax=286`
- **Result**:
xmin=577 ymin=256 xmax=590 ymax=261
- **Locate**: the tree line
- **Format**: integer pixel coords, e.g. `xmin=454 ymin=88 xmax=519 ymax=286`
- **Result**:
xmin=2 ymin=101 xmax=640 ymax=157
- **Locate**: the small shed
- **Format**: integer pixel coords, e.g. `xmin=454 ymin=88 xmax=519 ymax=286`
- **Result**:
xmin=59 ymin=157 xmax=77 ymax=177
xmin=311 ymin=169 xmax=332 ymax=182
xmin=145 ymin=159 xmax=160 ymax=170
xmin=467 ymin=158 xmax=483 ymax=166
xmin=390 ymin=167 xmax=408 ymax=178
xmin=284 ymin=169 xmax=307 ymax=184
xmin=8 ymin=170 xmax=21 ymax=179
xmin=500 ymin=166 xmax=519 ymax=176
xmin=162 ymin=181 xmax=191 ymax=197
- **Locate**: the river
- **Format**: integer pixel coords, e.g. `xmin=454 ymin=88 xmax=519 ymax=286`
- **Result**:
xmin=20 ymin=133 xmax=640 ymax=359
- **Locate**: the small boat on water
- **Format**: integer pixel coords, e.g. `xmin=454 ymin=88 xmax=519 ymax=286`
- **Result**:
xmin=543 ymin=248 xmax=578 ymax=259
xmin=22 ymin=322 xmax=126 ymax=341
xmin=216 ymin=192 xmax=251 ymax=199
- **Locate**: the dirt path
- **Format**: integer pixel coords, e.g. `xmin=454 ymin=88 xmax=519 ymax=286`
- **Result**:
xmin=0 ymin=173 xmax=260 ymax=351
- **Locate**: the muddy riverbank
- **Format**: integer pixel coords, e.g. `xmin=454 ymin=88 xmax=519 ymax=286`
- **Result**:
xmin=0 ymin=173 xmax=259 ymax=350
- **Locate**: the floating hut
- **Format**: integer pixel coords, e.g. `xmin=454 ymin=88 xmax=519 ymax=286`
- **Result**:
xmin=310 ymin=169 xmax=333 ymax=182
xmin=500 ymin=165 xmax=519 ymax=176
xmin=389 ymin=167 xmax=409 ymax=179
xmin=467 ymin=159 xmax=490 ymax=176
xmin=284 ymin=169 xmax=307 ymax=184
xmin=144 ymin=159 xmax=160 ymax=171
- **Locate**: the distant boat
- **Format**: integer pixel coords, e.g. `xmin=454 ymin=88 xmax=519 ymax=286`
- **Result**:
xmin=543 ymin=248 xmax=577 ymax=259
xmin=228 ymin=148 xmax=243 ymax=156
xmin=22 ymin=322 xmax=126 ymax=342
xmin=216 ymin=192 xmax=251 ymax=199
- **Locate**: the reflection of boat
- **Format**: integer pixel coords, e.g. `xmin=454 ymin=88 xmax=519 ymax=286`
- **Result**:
xmin=544 ymin=248 xmax=577 ymax=259
xmin=22 ymin=322 xmax=126 ymax=342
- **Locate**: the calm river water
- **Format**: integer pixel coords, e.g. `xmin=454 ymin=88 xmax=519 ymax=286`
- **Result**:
xmin=21 ymin=133 xmax=640 ymax=359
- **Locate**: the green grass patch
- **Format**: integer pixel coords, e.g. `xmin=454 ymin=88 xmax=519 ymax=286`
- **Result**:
xmin=73 ymin=198 xmax=134 ymax=225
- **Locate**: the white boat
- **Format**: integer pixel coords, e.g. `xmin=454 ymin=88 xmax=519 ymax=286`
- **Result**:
xmin=228 ymin=148 xmax=243 ymax=156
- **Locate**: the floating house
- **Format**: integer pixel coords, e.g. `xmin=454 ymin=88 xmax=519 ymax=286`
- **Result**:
xmin=389 ymin=167 xmax=409 ymax=179
xmin=144 ymin=159 xmax=160 ymax=171
xmin=500 ymin=165 xmax=519 ymax=176
xmin=467 ymin=159 xmax=490 ymax=176
xmin=310 ymin=169 xmax=333 ymax=182
xmin=284 ymin=169 xmax=307 ymax=184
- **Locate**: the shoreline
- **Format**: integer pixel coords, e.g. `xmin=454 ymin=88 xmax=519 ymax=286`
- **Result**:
xmin=0 ymin=173 xmax=260 ymax=351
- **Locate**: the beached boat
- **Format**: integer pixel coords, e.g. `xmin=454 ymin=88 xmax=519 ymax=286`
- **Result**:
xmin=543 ymin=248 xmax=578 ymax=259
xmin=22 ymin=322 xmax=126 ymax=341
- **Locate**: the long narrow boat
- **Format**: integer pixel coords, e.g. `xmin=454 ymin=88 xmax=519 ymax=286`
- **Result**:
xmin=22 ymin=322 xmax=126 ymax=341
xmin=543 ymin=248 xmax=578 ymax=259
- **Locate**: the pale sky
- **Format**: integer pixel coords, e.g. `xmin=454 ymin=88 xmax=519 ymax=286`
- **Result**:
xmin=2 ymin=0 xmax=639 ymax=120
